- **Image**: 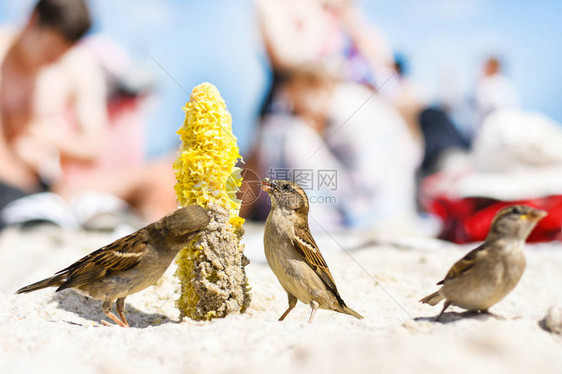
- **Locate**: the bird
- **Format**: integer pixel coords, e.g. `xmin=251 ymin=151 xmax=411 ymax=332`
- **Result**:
xmin=420 ymin=205 xmax=546 ymax=321
xmin=261 ymin=178 xmax=363 ymax=323
xmin=16 ymin=205 xmax=210 ymax=327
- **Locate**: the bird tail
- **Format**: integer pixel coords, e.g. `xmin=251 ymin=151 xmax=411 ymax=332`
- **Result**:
xmin=419 ymin=290 xmax=444 ymax=306
xmin=342 ymin=306 xmax=364 ymax=319
xmin=16 ymin=274 xmax=65 ymax=294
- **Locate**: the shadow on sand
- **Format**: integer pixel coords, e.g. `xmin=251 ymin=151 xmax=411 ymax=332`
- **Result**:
xmin=51 ymin=290 xmax=177 ymax=328
xmin=415 ymin=310 xmax=504 ymax=324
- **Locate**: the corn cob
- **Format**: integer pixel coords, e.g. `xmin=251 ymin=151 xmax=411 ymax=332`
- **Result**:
xmin=173 ymin=82 xmax=250 ymax=320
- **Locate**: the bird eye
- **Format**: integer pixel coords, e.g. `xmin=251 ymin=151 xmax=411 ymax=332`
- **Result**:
xmin=512 ymin=207 xmax=521 ymax=215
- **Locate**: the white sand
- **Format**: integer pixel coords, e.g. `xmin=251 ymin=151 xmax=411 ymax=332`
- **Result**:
xmin=1 ymin=224 xmax=561 ymax=373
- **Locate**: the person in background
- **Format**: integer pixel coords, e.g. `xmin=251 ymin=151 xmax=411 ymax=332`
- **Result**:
xmin=0 ymin=0 xmax=99 ymax=209
xmin=52 ymin=36 xmax=177 ymax=225
xmin=245 ymin=63 xmax=421 ymax=232
xmin=391 ymin=54 xmax=425 ymax=148
xmin=255 ymin=0 xmax=397 ymax=117
xmin=474 ymin=56 xmax=520 ymax=128
xmin=0 ymin=0 xmax=176 ymax=228
xmin=414 ymin=56 xmax=518 ymax=178
xmin=246 ymin=0 xmax=421 ymax=231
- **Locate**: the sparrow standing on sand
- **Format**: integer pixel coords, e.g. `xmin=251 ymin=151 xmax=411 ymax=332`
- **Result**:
xmin=17 ymin=205 xmax=209 ymax=327
xmin=420 ymin=205 xmax=546 ymax=320
xmin=261 ymin=179 xmax=363 ymax=323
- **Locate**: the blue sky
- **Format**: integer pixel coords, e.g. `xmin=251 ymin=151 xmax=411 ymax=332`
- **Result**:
xmin=1 ymin=0 xmax=561 ymax=157
xmin=368 ymin=0 xmax=562 ymax=122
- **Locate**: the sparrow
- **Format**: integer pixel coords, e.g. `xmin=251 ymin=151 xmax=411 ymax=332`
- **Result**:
xmin=16 ymin=205 xmax=210 ymax=327
xmin=420 ymin=205 xmax=547 ymax=320
xmin=261 ymin=179 xmax=363 ymax=323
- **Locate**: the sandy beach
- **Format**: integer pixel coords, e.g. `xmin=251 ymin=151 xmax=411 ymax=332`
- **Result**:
xmin=1 ymin=223 xmax=561 ymax=373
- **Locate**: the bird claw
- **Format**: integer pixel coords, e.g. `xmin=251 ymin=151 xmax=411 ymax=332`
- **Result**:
xmin=102 ymin=311 xmax=129 ymax=327
xmin=100 ymin=319 xmax=129 ymax=327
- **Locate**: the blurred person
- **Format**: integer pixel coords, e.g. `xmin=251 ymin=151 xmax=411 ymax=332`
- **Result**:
xmin=243 ymin=64 xmax=421 ymax=231
xmin=391 ymin=55 xmax=468 ymax=187
xmin=255 ymin=0 xmax=397 ymax=117
xmin=390 ymin=55 xmax=470 ymax=178
xmin=417 ymin=107 xmax=470 ymax=176
xmin=247 ymin=0 xmax=424 ymax=230
xmin=391 ymin=54 xmax=425 ymax=146
xmin=52 ymin=36 xmax=177 ymax=225
xmin=474 ymin=56 xmax=519 ymax=128
xmin=247 ymin=0 xmax=423 ymax=231
xmin=0 ymin=0 xmax=176 ymax=228
xmin=0 ymin=0 xmax=98 ymax=206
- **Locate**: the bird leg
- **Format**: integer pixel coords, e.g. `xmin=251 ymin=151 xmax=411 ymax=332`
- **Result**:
xmin=436 ymin=300 xmax=451 ymax=321
xmin=308 ymin=301 xmax=319 ymax=324
xmin=116 ymin=298 xmax=130 ymax=327
xmin=278 ymin=293 xmax=297 ymax=321
xmin=101 ymin=300 xmax=127 ymax=327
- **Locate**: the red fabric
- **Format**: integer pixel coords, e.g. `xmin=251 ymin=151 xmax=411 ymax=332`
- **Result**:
xmin=424 ymin=195 xmax=562 ymax=243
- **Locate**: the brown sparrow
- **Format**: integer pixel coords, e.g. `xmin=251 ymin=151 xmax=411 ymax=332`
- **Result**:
xmin=16 ymin=205 xmax=209 ymax=327
xmin=262 ymin=179 xmax=363 ymax=323
xmin=420 ymin=205 xmax=546 ymax=320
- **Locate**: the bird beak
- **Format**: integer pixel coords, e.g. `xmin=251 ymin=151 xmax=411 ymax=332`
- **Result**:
xmin=521 ymin=209 xmax=547 ymax=222
xmin=261 ymin=178 xmax=274 ymax=193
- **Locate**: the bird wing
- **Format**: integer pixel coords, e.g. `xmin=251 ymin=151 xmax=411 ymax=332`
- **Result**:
xmin=437 ymin=242 xmax=488 ymax=285
xmin=292 ymin=224 xmax=346 ymax=306
xmin=55 ymin=231 xmax=148 ymax=291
